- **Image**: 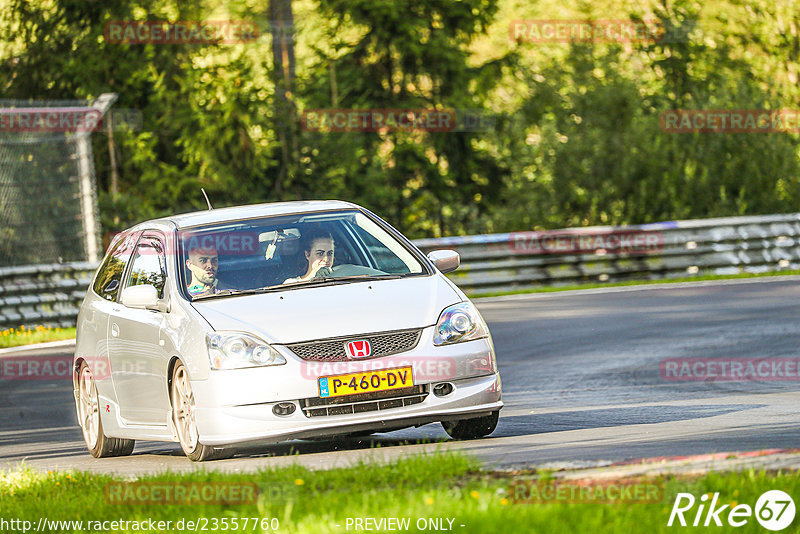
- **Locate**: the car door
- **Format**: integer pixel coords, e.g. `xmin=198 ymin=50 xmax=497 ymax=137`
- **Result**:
xmin=107 ymin=233 xmax=171 ymax=425
xmin=88 ymin=231 xmax=141 ymax=396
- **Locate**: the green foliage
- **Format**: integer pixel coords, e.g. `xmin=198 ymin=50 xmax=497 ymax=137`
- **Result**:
xmin=491 ymin=0 xmax=800 ymax=231
xmin=2 ymin=0 xmax=800 ymax=238
xmin=300 ymin=0 xmax=511 ymax=236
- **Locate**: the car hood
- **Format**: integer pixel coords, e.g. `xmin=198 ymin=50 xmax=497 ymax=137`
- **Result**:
xmin=190 ymin=275 xmax=462 ymax=344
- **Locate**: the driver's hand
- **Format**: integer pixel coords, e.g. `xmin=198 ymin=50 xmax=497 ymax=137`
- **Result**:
xmin=314 ymin=266 xmax=333 ymax=278
xmin=308 ymin=258 xmax=333 ymax=278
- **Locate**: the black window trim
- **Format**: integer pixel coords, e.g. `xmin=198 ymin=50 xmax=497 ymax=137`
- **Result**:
xmin=119 ymin=231 xmax=168 ymax=300
xmin=91 ymin=230 xmax=143 ymax=301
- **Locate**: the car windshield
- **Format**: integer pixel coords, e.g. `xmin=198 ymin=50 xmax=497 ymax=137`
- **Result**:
xmin=179 ymin=209 xmax=428 ymax=300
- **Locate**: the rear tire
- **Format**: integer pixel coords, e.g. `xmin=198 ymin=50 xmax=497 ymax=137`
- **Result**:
xmin=171 ymin=361 xmax=232 ymax=461
xmin=442 ymin=411 xmax=499 ymax=440
xmin=76 ymin=363 xmax=135 ymax=458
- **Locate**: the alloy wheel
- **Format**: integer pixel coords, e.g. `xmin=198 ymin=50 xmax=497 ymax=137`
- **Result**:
xmin=78 ymin=365 xmax=99 ymax=448
xmin=172 ymin=364 xmax=199 ymax=452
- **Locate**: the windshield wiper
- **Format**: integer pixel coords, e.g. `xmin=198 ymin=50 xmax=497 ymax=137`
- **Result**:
xmin=275 ymin=274 xmax=405 ymax=289
xmin=192 ymin=274 xmax=406 ymax=299
xmin=192 ymin=286 xmax=285 ymax=300
xmin=279 ymin=276 xmax=339 ymax=288
xmin=285 ymin=274 xmax=406 ymax=286
xmin=331 ymin=274 xmax=405 ymax=283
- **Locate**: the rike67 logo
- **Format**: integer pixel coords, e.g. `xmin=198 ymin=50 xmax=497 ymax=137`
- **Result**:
xmin=668 ymin=490 xmax=795 ymax=531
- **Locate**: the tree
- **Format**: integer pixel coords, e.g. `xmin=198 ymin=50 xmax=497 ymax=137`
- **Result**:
xmin=301 ymin=0 xmax=512 ymax=236
xmin=269 ymin=0 xmax=298 ymax=197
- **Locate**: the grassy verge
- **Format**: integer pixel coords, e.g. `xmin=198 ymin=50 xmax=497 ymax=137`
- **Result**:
xmin=0 ymin=325 xmax=76 ymax=349
xmin=472 ymin=269 xmax=800 ymax=298
xmin=1 ymin=452 xmax=797 ymax=533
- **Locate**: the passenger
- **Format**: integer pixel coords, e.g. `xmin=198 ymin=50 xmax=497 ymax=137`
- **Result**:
xmin=283 ymin=231 xmax=335 ymax=283
xmin=186 ymin=244 xmax=219 ymax=297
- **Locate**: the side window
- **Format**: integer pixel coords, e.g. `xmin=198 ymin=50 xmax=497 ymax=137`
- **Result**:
xmin=92 ymin=232 xmax=140 ymax=301
xmin=125 ymin=237 xmax=167 ymax=299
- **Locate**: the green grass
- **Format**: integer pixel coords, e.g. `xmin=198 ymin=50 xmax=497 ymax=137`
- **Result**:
xmin=0 ymin=325 xmax=76 ymax=348
xmin=472 ymin=269 xmax=800 ymax=298
xmin=1 ymin=452 xmax=798 ymax=533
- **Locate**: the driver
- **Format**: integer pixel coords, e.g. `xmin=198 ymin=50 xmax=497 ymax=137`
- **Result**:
xmin=186 ymin=244 xmax=219 ymax=297
xmin=283 ymin=231 xmax=335 ymax=283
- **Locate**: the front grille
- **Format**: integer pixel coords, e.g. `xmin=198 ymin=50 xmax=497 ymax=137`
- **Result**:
xmin=299 ymin=385 xmax=428 ymax=417
xmin=286 ymin=329 xmax=422 ymax=361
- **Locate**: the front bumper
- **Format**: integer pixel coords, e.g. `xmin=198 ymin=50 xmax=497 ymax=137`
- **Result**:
xmin=194 ymin=372 xmax=502 ymax=446
xmin=190 ymin=330 xmax=502 ymax=446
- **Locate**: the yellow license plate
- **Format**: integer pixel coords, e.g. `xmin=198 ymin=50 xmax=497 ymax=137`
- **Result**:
xmin=318 ymin=366 xmax=414 ymax=398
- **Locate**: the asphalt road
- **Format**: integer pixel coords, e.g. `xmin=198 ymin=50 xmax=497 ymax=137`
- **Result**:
xmin=2 ymin=277 xmax=800 ymax=475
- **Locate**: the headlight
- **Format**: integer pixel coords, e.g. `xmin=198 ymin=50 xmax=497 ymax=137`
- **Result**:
xmin=206 ymin=332 xmax=286 ymax=370
xmin=433 ymin=302 xmax=489 ymax=346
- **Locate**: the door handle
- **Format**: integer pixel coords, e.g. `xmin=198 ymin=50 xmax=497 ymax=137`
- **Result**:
xmin=111 ymin=323 xmax=120 ymax=337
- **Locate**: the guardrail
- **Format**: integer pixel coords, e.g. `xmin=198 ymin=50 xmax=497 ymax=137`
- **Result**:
xmin=0 ymin=262 xmax=97 ymax=329
xmin=3 ymin=213 xmax=800 ymax=329
xmin=415 ymin=213 xmax=800 ymax=295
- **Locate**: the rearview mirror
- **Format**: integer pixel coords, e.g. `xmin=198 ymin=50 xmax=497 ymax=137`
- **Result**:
xmin=120 ymin=285 xmax=168 ymax=312
xmin=427 ymin=250 xmax=460 ymax=274
xmin=259 ymin=229 xmax=302 ymax=260
xmin=258 ymin=228 xmax=301 ymax=244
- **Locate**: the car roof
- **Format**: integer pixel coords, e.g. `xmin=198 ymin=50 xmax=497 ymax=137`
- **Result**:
xmin=146 ymin=200 xmax=360 ymax=230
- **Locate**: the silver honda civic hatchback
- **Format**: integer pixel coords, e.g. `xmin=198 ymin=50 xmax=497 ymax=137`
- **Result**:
xmin=73 ymin=200 xmax=502 ymax=461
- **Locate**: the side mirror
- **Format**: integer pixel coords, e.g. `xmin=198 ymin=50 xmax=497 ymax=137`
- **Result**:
xmin=427 ymin=250 xmax=460 ymax=274
xmin=120 ymin=285 xmax=168 ymax=312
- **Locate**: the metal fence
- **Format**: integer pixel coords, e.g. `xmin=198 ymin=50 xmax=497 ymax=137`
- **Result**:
xmin=0 ymin=95 xmax=116 ymax=268
xmin=415 ymin=213 xmax=800 ymax=295
xmin=3 ymin=213 xmax=800 ymax=329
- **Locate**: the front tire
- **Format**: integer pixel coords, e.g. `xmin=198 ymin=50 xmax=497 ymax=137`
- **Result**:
xmin=442 ymin=411 xmax=499 ymax=440
xmin=170 ymin=362 xmax=233 ymax=461
xmin=76 ymin=363 xmax=135 ymax=458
